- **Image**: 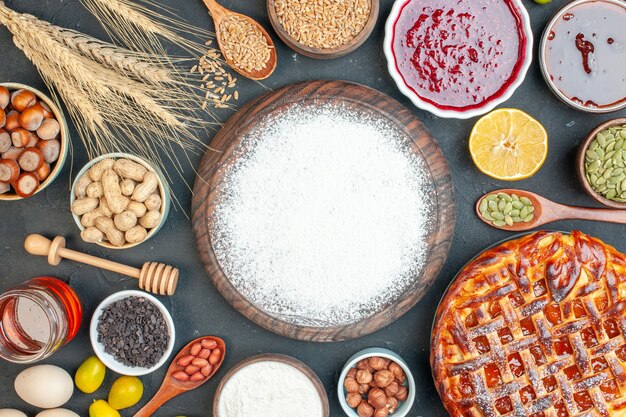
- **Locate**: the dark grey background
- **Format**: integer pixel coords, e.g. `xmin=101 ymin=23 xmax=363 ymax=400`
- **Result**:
xmin=1 ymin=0 xmax=625 ymax=415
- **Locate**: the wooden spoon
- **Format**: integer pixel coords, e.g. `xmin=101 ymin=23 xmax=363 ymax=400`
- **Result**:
xmin=476 ymin=189 xmax=626 ymax=232
xmin=133 ymin=336 xmax=226 ymax=417
xmin=202 ymin=0 xmax=277 ymax=80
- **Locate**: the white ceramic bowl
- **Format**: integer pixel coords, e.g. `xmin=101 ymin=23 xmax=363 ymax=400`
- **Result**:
xmin=384 ymin=0 xmax=533 ymax=119
xmin=70 ymin=152 xmax=170 ymax=249
xmin=90 ymin=290 xmax=175 ymax=376
xmin=338 ymin=347 xmax=415 ymax=417
xmin=539 ymin=0 xmax=626 ymax=113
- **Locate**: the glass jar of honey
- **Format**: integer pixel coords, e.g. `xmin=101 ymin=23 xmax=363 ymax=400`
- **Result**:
xmin=0 ymin=277 xmax=82 ymax=363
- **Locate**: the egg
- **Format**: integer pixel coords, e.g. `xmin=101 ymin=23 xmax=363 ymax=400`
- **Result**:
xmin=36 ymin=409 xmax=80 ymax=417
xmin=14 ymin=365 xmax=74 ymax=408
xmin=0 ymin=410 xmax=27 ymax=417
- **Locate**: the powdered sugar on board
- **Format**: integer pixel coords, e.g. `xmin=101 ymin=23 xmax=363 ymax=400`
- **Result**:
xmin=210 ymin=101 xmax=436 ymax=326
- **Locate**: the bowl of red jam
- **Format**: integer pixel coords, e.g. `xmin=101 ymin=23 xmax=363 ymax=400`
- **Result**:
xmin=384 ymin=0 xmax=533 ymax=119
xmin=540 ymin=0 xmax=626 ymax=113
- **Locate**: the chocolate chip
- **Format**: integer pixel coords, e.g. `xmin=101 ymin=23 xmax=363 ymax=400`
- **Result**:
xmin=97 ymin=296 xmax=169 ymax=368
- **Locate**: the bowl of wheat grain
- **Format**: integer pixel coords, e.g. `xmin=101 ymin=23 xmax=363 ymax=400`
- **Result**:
xmin=267 ymin=0 xmax=379 ymax=59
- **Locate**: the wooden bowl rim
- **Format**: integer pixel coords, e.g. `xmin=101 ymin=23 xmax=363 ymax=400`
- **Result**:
xmin=576 ymin=118 xmax=626 ymax=209
xmin=0 ymin=82 xmax=69 ymax=201
xmin=69 ymin=152 xmax=170 ymax=249
xmin=266 ymin=0 xmax=379 ymax=59
xmin=191 ymin=80 xmax=455 ymax=342
xmin=212 ymin=353 xmax=330 ymax=417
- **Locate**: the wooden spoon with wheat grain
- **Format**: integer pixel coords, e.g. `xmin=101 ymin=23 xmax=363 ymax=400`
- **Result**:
xmin=202 ymin=0 xmax=277 ymax=80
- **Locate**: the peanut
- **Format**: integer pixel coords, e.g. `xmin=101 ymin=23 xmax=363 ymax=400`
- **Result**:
xmin=201 ymin=339 xmax=217 ymax=349
xmin=95 ymin=216 xmax=125 ymax=247
xmin=114 ymin=158 xmax=147 ymax=182
xmin=124 ymin=225 xmax=148 ymax=244
xmin=177 ymin=355 xmax=194 ymax=367
xmin=81 ymin=208 xmax=104 ymax=228
xmin=74 ymin=174 xmax=92 ymax=198
xmin=120 ymin=178 xmax=135 ymax=196
xmin=192 ymin=358 xmax=209 ymax=367
xmin=101 ymin=169 xmax=129 ymax=214
xmin=132 ymin=171 xmax=159 ymax=202
xmin=200 ymin=364 xmax=213 ymax=377
xmin=209 ymin=348 xmax=221 ymax=366
xmin=184 ymin=365 xmax=200 ymax=375
xmin=189 ymin=372 xmax=205 ymax=382
xmin=198 ymin=349 xmax=211 ymax=359
xmin=71 ymin=197 xmax=99 ymax=216
xmin=99 ymin=197 xmax=113 ymax=217
xmin=172 ymin=371 xmax=190 ymax=382
xmin=127 ymin=201 xmax=147 ymax=218
xmin=144 ymin=193 xmax=162 ymax=211
xmin=114 ymin=210 xmax=137 ymax=232
xmin=86 ymin=181 xmax=103 ymax=198
xmin=81 ymin=227 xmax=104 ymax=243
xmin=139 ymin=210 xmax=162 ymax=229
xmin=190 ymin=343 xmax=202 ymax=356
xmin=88 ymin=158 xmax=114 ymax=181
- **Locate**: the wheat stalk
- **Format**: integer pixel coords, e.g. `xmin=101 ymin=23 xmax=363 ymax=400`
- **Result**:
xmin=0 ymin=1 xmax=213 ymax=202
xmin=80 ymin=0 xmax=212 ymax=56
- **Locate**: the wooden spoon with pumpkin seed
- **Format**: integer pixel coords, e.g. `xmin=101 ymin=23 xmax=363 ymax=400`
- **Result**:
xmin=476 ymin=189 xmax=626 ymax=231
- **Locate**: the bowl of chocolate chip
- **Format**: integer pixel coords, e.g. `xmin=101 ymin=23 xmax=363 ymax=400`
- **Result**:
xmin=338 ymin=347 xmax=415 ymax=417
xmin=90 ymin=290 xmax=175 ymax=376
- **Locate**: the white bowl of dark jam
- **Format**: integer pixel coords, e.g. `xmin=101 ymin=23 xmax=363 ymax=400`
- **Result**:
xmin=539 ymin=0 xmax=626 ymax=113
xmin=384 ymin=0 xmax=533 ymax=119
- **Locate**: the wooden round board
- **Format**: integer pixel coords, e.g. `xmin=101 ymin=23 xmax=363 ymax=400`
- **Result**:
xmin=192 ymin=80 xmax=455 ymax=342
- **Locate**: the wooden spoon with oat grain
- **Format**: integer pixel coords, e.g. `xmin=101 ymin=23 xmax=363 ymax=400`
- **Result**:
xmin=202 ymin=0 xmax=277 ymax=80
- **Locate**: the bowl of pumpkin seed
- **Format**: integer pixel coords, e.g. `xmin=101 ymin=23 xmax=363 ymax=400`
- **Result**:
xmin=577 ymin=118 xmax=626 ymax=209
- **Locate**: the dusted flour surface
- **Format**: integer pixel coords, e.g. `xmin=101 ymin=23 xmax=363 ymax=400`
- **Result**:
xmin=210 ymin=102 xmax=435 ymax=326
xmin=217 ymin=361 xmax=323 ymax=417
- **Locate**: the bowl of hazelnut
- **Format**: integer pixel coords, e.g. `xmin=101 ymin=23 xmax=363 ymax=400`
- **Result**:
xmin=0 ymin=83 xmax=69 ymax=200
xmin=70 ymin=152 xmax=170 ymax=249
xmin=338 ymin=348 xmax=415 ymax=417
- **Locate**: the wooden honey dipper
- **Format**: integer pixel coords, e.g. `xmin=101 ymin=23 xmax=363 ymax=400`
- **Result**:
xmin=24 ymin=234 xmax=179 ymax=296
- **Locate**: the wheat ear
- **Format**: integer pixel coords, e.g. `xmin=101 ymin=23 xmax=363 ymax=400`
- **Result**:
xmin=0 ymin=2 xmax=213 ymax=203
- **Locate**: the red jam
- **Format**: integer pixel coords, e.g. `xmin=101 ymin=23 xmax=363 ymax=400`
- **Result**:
xmin=544 ymin=0 xmax=626 ymax=109
xmin=391 ymin=0 xmax=527 ymax=111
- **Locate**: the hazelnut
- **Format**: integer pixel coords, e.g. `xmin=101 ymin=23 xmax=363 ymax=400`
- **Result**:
xmin=4 ymin=110 xmax=19 ymax=131
xmin=384 ymin=381 xmax=399 ymax=397
xmin=357 ymin=400 xmax=374 ymax=417
xmin=369 ymin=356 xmax=387 ymax=371
xmin=386 ymin=397 xmax=399 ymax=413
xmin=346 ymin=392 xmax=362 ymax=408
xmin=358 ymin=383 xmax=370 ymax=395
xmin=344 ymin=377 xmax=359 ymax=393
xmin=368 ymin=388 xmax=387 ymax=409
xmin=356 ymin=369 xmax=373 ymax=384
xmin=374 ymin=408 xmax=389 ymax=417
xmin=395 ymin=385 xmax=408 ymax=402
xmin=388 ymin=362 xmax=406 ymax=382
xmin=36 ymin=118 xmax=60 ymax=140
xmin=374 ymin=370 xmax=395 ymax=388
xmin=357 ymin=358 xmax=375 ymax=373
xmin=10 ymin=89 xmax=36 ymax=112
xmin=0 ymin=86 xmax=9 ymax=109
xmin=346 ymin=367 xmax=357 ymax=379
xmin=19 ymin=104 xmax=44 ymax=131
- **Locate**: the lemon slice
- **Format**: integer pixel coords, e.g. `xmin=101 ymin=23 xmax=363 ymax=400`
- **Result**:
xmin=469 ymin=108 xmax=548 ymax=181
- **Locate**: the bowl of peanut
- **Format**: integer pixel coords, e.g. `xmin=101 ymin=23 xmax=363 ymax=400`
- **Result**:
xmin=70 ymin=153 xmax=170 ymax=249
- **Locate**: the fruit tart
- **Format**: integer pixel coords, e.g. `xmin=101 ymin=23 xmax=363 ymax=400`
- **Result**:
xmin=431 ymin=231 xmax=626 ymax=417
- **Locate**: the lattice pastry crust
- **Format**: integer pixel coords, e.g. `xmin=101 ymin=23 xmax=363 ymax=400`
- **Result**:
xmin=431 ymin=231 xmax=626 ymax=417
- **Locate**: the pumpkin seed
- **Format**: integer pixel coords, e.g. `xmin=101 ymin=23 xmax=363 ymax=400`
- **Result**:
xmin=606 ymin=189 xmax=617 ymax=199
xmin=480 ymin=192 xmax=536 ymax=227
xmin=479 ymin=199 xmax=488 ymax=213
xmin=524 ymin=213 xmax=534 ymax=222
xmin=492 ymin=212 xmax=505 ymax=220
